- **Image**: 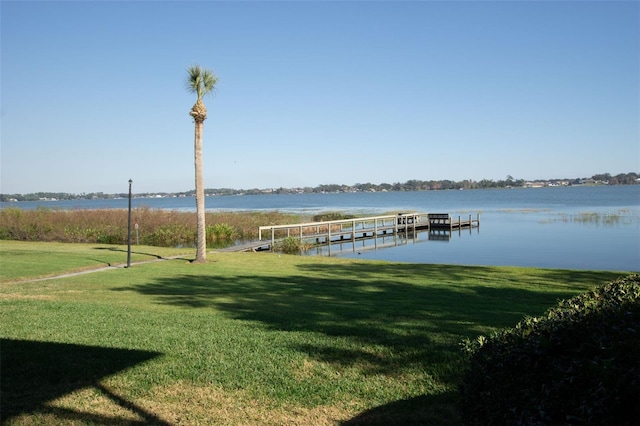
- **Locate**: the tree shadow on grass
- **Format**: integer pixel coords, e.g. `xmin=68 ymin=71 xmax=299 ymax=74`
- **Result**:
xmin=114 ymin=262 xmax=622 ymax=424
xmin=1 ymin=338 xmax=167 ymax=425
xmin=94 ymin=246 xmax=163 ymax=258
xmin=91 ymin=246 xmax=194 ymax=265
xmin=115 ymin=264 xmax=621 ymax=374
xmin=341 ymin=391 xmax=461 ymax=426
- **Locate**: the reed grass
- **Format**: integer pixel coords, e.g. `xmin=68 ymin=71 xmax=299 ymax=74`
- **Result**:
xmin=541 ymin=209 xmax=640 ymax=226
xmin=0 ymin=208 xmax=306 ymax=248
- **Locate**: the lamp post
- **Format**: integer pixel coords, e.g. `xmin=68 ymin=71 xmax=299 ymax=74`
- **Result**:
xmin=127 ymin=179 xmax=132 ymax=268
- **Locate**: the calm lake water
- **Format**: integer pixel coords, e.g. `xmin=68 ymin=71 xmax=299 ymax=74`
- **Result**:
xmin=2 ymin=186 xmax=639 ymax=271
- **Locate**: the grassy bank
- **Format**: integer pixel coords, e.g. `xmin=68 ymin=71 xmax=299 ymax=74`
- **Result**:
xmin=0 ymin=241 xmax=629 ymax=425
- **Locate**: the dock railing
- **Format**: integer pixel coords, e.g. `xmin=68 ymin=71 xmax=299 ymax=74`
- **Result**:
xmin=255 ymin=212 xmax=479 ymax=253
xmin=258 ymin=213 xmax=423 ymax=249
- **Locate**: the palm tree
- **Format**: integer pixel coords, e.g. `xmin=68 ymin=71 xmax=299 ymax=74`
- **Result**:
xmin=187 ymin=65 xmax=218 ymax=263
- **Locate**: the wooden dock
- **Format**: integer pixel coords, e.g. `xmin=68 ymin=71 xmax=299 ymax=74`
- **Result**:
xmin=218 ymin=212 xmax=479 ymax=253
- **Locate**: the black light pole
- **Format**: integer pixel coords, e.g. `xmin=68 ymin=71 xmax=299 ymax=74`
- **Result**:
xmin=127 ymin=179 xmax=132 ymax=268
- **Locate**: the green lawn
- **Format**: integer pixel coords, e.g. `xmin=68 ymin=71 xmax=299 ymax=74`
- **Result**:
xmin=0 ymin=240 xmax=192 ymax=282
xmin=0 ymin=241 xmax=629 ymax=425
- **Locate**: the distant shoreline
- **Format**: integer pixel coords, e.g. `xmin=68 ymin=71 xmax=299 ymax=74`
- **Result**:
xmin=2 ymin=173 xmax=639 ymax=203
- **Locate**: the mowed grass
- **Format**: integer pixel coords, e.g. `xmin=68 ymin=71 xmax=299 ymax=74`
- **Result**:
xmin=0 ymin=241 xmax=192 ymax=282
xmin=0 ymin=241 xmax=629 ymax=425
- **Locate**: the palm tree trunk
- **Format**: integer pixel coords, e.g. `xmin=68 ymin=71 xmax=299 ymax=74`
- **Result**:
xmin=194 ymin=120 xmax=206 ymax=262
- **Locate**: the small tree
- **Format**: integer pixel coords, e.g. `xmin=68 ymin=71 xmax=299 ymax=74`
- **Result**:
xmin=186 ymin=65 xmax=218 ymax=263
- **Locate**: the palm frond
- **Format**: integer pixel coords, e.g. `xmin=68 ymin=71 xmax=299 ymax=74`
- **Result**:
xmin=186 ymin=65 xmax=202 ymax=94
xmin=202 ymin=70 xmax=218 ymax=95
xmin=186 ymin=65 xmax=218 ymax=100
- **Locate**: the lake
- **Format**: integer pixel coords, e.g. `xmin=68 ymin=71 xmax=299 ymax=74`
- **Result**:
xmin=2 ymin=185 xmax=639 ymax=271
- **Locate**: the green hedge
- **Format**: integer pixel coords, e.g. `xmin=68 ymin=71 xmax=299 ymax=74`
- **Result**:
xmin=460 ymin=274 xmax=640 ymax=425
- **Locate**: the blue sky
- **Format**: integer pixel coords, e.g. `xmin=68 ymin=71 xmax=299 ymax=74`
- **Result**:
xmin=1 ymin=1 xmax=638 ymax=194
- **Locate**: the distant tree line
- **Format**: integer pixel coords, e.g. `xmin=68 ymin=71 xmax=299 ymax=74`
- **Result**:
xmin=590 ymin=173 xmax=639 ymax=185
xmin=0 ymin=192 xmax=131 ymax=202
xmin=1 ymin=172 xmax=638 ymax=202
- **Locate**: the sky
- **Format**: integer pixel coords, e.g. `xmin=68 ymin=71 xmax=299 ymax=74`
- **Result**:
xmin=1 ymin=1 xmax=638 ymax=194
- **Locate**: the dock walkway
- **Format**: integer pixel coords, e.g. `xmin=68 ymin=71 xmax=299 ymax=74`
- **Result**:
xmin=219 ymin=212 xmax=479 ymax=253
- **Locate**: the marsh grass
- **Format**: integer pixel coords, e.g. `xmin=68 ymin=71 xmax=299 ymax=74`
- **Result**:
xmin=540 ymin=209 xmax=640 ymax=226
xmin=0 ymin=241 xmax=629 ymax=425
xmin=0 ymin=208 xmax=305 ymax=248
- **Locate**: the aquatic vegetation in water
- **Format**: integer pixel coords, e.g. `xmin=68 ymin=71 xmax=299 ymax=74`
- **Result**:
xmin=541 ymin=209 xmax=640 ymax=226
xmin=273 ymin=236 xmax=314 ymax=254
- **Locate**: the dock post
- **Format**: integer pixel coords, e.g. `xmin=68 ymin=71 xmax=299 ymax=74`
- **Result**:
xmin=352 ymin=219 xmax=356 ymax=251
xmin=374 ymin=218 xmax=379 ymax=248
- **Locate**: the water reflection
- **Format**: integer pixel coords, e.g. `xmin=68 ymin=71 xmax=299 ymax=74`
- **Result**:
xmin=331 ymin=210 xmax=638 ymax=272
xmin=309 ymin=226 xmax=481 ymax=256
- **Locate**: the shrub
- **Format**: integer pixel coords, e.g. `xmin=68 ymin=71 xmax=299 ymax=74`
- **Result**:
xmin=206 ymin=223 xmax=236 ymax=248
xmin=460 ymin=274 xmax=640 ymax=426
xmin=273 ymin=236 xmax=313 ymax=255
xmin=96 ymin=227 xmax=125 ymax=245
xmin=142 ymin=224 xmax=194 ymax=248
